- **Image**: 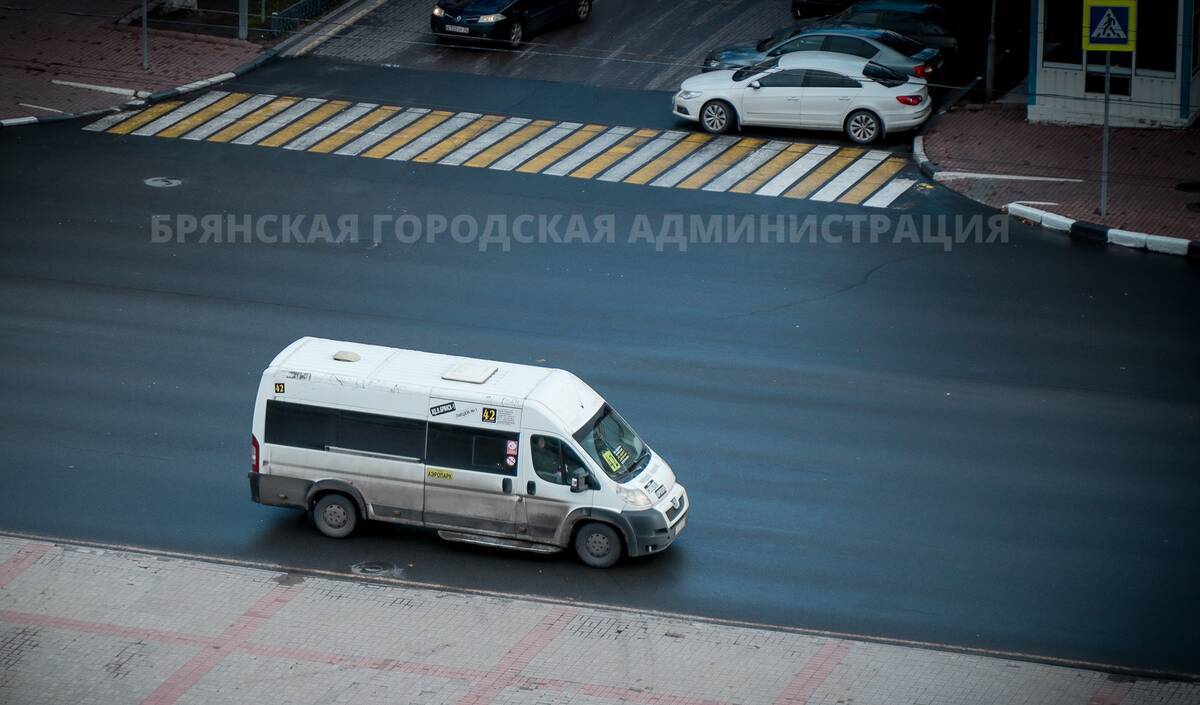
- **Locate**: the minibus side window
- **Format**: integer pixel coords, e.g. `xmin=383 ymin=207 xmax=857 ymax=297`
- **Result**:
xmin=531 ymin=436 xmax=588 ymax=486
xmin=427 ymin=422 xmax=519 ymax=476
xmin=266 ymin=401 xmax=336 ymax=450
xmin=338 ymin=410 xmax=426 ymax=459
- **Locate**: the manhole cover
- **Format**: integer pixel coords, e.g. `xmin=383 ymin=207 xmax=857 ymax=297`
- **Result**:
xmin=1177 ymin=182 xmax=1200 ymax=192
xmin=144 ymin=177 xmax=181 ymax=188
xmin=350 ymin=561 xmax=394 ymax=577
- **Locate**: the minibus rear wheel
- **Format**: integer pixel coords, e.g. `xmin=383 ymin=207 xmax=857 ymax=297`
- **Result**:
xmin=574 ymin=522 xmax=622 ymax=568
xmin=312 ymin=493 xmax=358 ymax=538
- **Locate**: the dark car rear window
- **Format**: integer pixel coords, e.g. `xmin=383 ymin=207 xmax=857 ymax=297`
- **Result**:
xmin=874 ymin=30 xmax=926 ymax=56
xmin=733 ymin=58 xmax=779 ymax=82
xmin=863 ymin=62 xmax=907 ymax=87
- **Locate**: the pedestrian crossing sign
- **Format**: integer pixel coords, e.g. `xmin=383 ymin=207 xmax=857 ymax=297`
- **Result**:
xmin=1083 ymin=0 xmax=1136 ymax=51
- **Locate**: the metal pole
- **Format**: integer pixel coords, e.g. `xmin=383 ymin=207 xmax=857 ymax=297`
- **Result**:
xmin=261 ymin=0 xmax=266 ymax=23
xmin=141 ymin=0 xmax=149 ymax=71
xmin=1100 ymin=51 xmax=1110 ymax=217
xmin=239 ymin=0 xmax=248 ymax=40
xmin=985 ymin=0 xmax=997 ymax=101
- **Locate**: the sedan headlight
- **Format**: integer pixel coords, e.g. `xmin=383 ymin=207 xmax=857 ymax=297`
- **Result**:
xmin=678 ymin=90 xmax=703 ymax=100
xmin=477 ymin=13 xmax=505 ymax=23
xmin=617 ymin=485 xmax=654 ymax=508
xmin=432 ymin=5 xmax=444 ymax=16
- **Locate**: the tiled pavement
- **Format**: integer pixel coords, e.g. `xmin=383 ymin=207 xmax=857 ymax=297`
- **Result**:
xmin=1 ymin=536 xmax=1197 ymax=705
xmin=922 ymin=104 xmax=1200 ymax=240
xmin=83 ymin=90 xmax=922 ymax=207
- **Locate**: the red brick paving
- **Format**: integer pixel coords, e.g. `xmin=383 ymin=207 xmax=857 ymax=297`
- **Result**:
xmin=923 ymin=104 xmax=1200 ymax=240
xmin=0 ymin=1 xmax=262 ymax=121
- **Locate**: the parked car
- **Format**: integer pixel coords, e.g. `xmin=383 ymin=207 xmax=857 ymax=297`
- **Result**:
xmin=811 ymin=1 xmax=958 ymax=58
xmin=705 ymin=25 xmax=943 ymax=78
xmin=431 ymin=0 xmax=591 ymax=49
xmin=790 ymin=0 xmax=857 ymax=20
xmin=674 ymin=52 xmax=930 ymax=144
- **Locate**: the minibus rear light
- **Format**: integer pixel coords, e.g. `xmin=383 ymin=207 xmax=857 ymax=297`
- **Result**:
xmin=251 ymin=434 xmax=260 ymax=473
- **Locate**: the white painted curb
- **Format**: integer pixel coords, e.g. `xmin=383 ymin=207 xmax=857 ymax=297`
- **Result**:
xmin=1004 ymin=202 xmax=1196 ymax=259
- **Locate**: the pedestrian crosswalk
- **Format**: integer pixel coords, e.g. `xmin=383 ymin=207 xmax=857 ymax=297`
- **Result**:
xmin=85 ymin=91 xmax=920 ymax=208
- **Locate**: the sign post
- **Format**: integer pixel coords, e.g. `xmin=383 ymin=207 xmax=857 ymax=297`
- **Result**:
xmin=1083 ymin=0 xmax=1136 ymax=218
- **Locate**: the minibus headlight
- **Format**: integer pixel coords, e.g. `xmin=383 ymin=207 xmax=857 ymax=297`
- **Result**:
xmin=618 ymin=485 xmax=653 ymax=508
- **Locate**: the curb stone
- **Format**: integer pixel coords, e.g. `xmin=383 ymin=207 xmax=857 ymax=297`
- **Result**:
xmin=1002 ymin=202 xmax=1198 ymax=259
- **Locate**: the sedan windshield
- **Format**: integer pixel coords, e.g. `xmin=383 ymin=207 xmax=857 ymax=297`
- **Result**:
xmin=573 ymin=404 xmax=649 ymax=480
xmin=732 ymin=58 xmax=778 ymax=82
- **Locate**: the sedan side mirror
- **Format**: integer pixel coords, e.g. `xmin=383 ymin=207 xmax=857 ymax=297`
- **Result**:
xmin=569 ymin=467 xmax=590 ymax=493
xmin=749 ymin=80 xmax=761 ymax=89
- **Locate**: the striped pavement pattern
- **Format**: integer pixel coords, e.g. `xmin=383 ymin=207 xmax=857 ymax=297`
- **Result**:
xmin=85 ymin=91 xmax=920 ymax=208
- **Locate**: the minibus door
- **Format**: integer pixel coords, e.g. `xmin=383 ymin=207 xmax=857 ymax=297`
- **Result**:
xmin=520 ymin=434 xmax=593 ymax=542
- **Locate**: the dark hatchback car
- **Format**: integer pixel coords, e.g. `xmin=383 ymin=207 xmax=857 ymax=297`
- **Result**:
xmin=810 ymin=1 xmax=958 ymax=58
xmin=790 ymin=0 xmax=856 ymax=19
xmin=704 ymin=25 xmax=943 ymax=78
xmin=432 ymin=0 xmax=591 ymax=49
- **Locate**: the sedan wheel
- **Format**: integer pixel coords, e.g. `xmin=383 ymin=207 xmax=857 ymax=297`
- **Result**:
xmin=845 ymin=110 xmax=881 ymax=144
xmin=507 ymin=21 xmax=524 ymax=49
xmin=575 ymin=0 xmax=591 ymax=21
xmin=700 ymin=101 xmax=733 ymax=134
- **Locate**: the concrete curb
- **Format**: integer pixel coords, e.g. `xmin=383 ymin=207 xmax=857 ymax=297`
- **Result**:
xmin=0 ymin=49 xmax=277 ymax=129
xmin=912 ymin=135 xmax=941 ymax=181
xmin=1003 ymin=202 xmax=1199 ymax=259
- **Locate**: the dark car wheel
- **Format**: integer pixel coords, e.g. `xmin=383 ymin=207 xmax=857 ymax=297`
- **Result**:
xmin=575 ymin=0 xmax=591 ymax=22
xmin=575 ymin=522 xmax=622 ymax=568
xmin=507 ymin=21 xmax=524 ymax=49
xmin=312 ymin=493 xmax=357 ymax=539
xmin=844 ymin=109 xmax=881 ymax=144
xmin=699 ymin=100 xmax=734 ymax=134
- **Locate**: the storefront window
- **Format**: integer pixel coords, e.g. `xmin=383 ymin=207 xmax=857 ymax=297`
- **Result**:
xmin=1135 ymin=0 xmax=1178 ymax=75
xmin=1044 ymin=0 xmax=1083 ymax=65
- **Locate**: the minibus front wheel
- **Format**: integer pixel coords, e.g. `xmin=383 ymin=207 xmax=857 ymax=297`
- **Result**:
xmin=574 ymin=522 xmax=622 ymax=568
xmin=312 ymin=493 xmax=358 ymax=539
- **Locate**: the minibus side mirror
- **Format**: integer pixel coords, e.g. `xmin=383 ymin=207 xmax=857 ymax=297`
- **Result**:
xmin=569 ymin=467 xmax=590 ymax=493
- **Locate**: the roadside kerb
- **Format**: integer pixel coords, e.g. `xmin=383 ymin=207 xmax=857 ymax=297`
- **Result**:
xmin=1003 ymin=202 xmax=1199 ymax=258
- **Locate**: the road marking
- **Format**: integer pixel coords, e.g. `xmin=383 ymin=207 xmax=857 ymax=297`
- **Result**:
xmin=439 ymin=117 xmax=530 ymax=166
xmin=105 ymin=101 xmax=185 ymax=135
xmin=413 ymin=114 xmax=504 ymax=164
xmin=155 ymin=93 xmax=252 ymax=139
xmin=729 ymin=142 xmax=812 ymax=194
xmin=514 ymin=123 xmax=604 ymax=174
xmin=82 ymin=110 xmax=140 ymax=132
xmin=784 ymin=147 xmax=865 ymax=199
xmin=180 ymin=93 xmax=275 ymax=141
xmin=810 ymin=149 xmax=890 ymax=202
xmin=390 ymin=112 xmax=484 ymax=162
xmin=131 ymin=91 xmax=229 ymax=136
xmin=596 ymin=130 xmax=686 ymax=182
xmin=755 ymin=145 xmax=836 ymax=197
xmin=568 ymin=128 xmax=659 ymax=179
xmin=497 ymin=122 xmax=589 ymax=172
xmin=207 ymin=97 xmax=298 ymax=143
xmin=652 ymin=135 xmax=739 ymax=188
xmin=702 ymin=140 xmax=789 ymax=192
xmin=464 ymin=119 xmax=555 ymax=169
xmin=232 ymin=97 xmax=327 ymax=145
xmin=934 ymin=171 xmax=1085 ymax=183
xmin=260 ymin=98 xmax=357 ymax=148
xmin=677 ymin=137 xmax=765 ymax=190
xmin=543 ymin=126 xmax=635 ymax=176
xmin=863 ymin=178 xmax=918 ymax=208
xmin=299 ymin=104 xmax=392 ymax=153
xmin=838 ymin=157 xmax=908 ymax=205
xmin=336 ymin=108 xmax=428 ymax=156
xmin=624 ymin=133 xmax=710 ymax=185
xmin=361 ymin=110 xmax=452 ymax=158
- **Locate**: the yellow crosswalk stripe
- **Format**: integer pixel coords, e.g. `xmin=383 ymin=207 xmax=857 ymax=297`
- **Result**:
xmin=307 ymin=106 xmax=399 ymax=154
xmin=623 ymin=133 xmax=710 ymax=185
xmin=257 ymin=100 xmax=351 ymax=148
xmin=154 ymin=93 xmax=251 ymax=138
xmin=837 ymin=157 xmax=909 ymax=204
xmin=568 ymin=128 xmax=659 ymax=179
xmin=677 ymin=137 xmax=765 ymax=190
xmin=207 ymin=97 xmax=298 ymax=143
xmin=361 ymin=110 xmax=453 ymax=159
xmin=728 ymin=143 xmax=813 ymax=194
xmin=516 ymin=124 xmax=606 ymax=174
xmin=464 ymin=119 xmax=555 ymax=168
xmin=106 ymin=101 xmax=184 ymax=135
xmin=784 ymin=147 xmax=864 ymax=199
xmin=413 ymin=114 xmax=503 ymax=163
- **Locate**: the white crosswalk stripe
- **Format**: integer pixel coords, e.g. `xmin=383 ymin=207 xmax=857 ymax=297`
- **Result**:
xmin=284 ymin=103 xmax=377 ymax=151
xmin=181 ymin=94 xmax=275 ymax=140
xmin=335 ymin=108 xmax=429 ymax=156
xmin=82 ymin=110 xmax=138 ymax=132
xmin=489 ymin=122 xmax=582 ymax=171
xmin=651 ymin=136 xmax=739 ymax=188
xmin=756 ymin=145 xmax=838 ymax=196
xmin=702 ymin=141 xmax=790 ymax=192
xmin=387 ymin=112 xmax=481 ymax=161
xmin=439 ymin=117 xmax=531 ymax=166
xmin=863 ymin=178 xmax=918 ymax=208
xmin=131 ymin=91 xmax=228 ymax=136
xmin=232 ymin=97 xmax=327 ymax=145
xmin=810 ymin=150 xmax=891 ymax=202
xmin=597 ymin=131 xmax=687 ymax=183
xmin=543 ymin=126 xmax=635 ymax=176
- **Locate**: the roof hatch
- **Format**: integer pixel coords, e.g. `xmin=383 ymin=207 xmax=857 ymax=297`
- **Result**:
xmin=442 ymin=361 xmax=497 ymax=384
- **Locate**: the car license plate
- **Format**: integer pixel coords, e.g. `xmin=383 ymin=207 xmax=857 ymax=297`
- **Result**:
xmin=674 ymin=515 xmax=686 ymax=537
xmin=445 ymin=24 xmax=469 ymax=34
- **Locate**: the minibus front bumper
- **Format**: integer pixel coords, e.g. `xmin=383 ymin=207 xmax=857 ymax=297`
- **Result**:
xmin=623 ymin=489 xmax=688 ymax=557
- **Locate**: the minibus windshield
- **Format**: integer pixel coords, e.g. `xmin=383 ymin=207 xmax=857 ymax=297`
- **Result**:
xmin=573 ymin=404 xmax=649 ymax=481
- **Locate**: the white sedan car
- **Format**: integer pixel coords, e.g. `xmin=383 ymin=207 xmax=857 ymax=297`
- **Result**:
xmin=673 ymin=51 xmax=931 ymax=144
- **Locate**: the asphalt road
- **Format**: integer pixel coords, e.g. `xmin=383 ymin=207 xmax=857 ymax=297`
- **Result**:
xmin=1 ymin=60 xmax=1198 ymax=677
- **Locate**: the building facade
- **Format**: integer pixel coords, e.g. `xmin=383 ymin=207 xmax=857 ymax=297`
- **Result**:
xmin=1028 ymin=0 xmax=1198 ymax=126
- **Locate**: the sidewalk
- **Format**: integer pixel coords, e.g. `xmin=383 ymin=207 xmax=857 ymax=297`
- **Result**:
xmin=1 ymin=535 xmax=1197 ymax=705
xmin=0 ymin=1 xmax=262 ymax=121
xmin=921 ymin=104 xmax=1199 ymax=240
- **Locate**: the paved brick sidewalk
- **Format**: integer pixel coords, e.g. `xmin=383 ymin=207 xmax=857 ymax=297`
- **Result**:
xmin=1 ymin=536 xmax=1197 ymax=705
xmin=923 ymin=104 xmax=1199 ymax=240
xmin=0 ymin=1 xmax=262 ymax=121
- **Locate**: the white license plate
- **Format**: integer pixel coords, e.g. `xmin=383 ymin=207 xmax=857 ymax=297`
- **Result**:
xmin=445 ymin=24 xmax=469 ymax=33
xmin=674 ymin=515 xmax=686 ymax=537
